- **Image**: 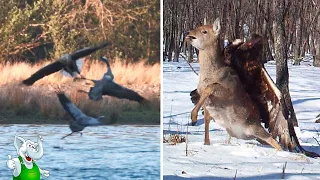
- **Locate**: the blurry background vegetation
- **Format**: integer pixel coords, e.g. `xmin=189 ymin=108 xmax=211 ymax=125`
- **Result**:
xmin=0 ymin=0 xmax=160 ymax=64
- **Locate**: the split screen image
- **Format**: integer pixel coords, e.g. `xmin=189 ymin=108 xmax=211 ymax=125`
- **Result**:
xmin=1 ymin=0 xmax=320 ymax=180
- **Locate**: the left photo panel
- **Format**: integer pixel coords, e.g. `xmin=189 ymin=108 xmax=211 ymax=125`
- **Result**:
xmin=0 ymin=1 xmax=160 ymax=179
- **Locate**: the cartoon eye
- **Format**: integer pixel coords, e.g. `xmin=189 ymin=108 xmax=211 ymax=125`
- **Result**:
xmin=201 ymin=30 xmax=207 ymax=34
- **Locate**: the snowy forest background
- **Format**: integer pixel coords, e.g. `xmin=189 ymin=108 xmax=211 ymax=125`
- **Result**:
xmin=163 ymin=0 xmax=320 ymax=66
xmin=163 ymin=0 xmax=320 ymax=127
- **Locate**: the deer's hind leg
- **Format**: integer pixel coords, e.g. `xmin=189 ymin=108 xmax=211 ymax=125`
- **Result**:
xmin=204 ymin=108 xmax=211 ymax=145
xmin=254 ymin=126 xmax=282 ymax=151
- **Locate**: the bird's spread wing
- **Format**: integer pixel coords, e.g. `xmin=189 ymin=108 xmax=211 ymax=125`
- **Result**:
xmin=57 ymin=92 xmax=86 ymax=121
xmin=23 ymin=61 xmax=65 ymax=85
xmin=260 ymin=68 xmax=283 ymax=124
xmin=259 ymin=67 xmax=293 ymax=148
xmin=103 ymin=81 xmax=145 ymax=103
xmin=81 ymin=117 xmax=101 ymax=126
xmin=70 ymin=42 xmax=111 ymax=60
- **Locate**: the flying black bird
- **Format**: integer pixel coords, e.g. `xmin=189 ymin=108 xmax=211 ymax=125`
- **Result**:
xmin=22 ymin=42 xmax=111 ymax=86
xmin=82 ymin=57 xmax=146 ymax=103
xmin=56 ymin=90 xmax=116 ymax=139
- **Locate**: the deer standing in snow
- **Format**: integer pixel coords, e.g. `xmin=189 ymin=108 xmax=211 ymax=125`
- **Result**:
xmin=185 ymin=18 xmax=282 ymax=150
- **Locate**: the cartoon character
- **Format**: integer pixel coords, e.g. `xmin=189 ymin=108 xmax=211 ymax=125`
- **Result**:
xmin=7 ymin=135 xmax=49 ymax=180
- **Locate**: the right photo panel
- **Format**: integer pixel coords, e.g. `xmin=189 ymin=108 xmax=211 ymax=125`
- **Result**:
xmin=163 ymin=0 xmax=320 ymax=179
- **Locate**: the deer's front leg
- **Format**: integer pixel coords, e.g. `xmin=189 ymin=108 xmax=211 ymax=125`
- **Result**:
xmin=191 ymin=83 xmax=225 ymax=126
xmin=191 ymin=87 xmax=214 ymax=125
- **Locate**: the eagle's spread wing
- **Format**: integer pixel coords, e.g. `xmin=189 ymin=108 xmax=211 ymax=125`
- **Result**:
xmin=23 ymin=61 xmax=65 ymax=85
xmin=103 ymin=81 xmax=146 ymax=103
xmin=70 ymin=42 xmax=111 ymax=60
xmin=57 ymin=92 xmax=86 ymax=121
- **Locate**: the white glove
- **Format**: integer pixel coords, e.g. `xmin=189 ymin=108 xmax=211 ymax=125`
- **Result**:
xmin=40 ymin=169 xmax=50 ymax=178
xmin=7 ymin=155 xmax=15 ymax=169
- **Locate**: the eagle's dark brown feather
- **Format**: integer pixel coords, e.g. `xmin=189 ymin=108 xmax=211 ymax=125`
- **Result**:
xmin=224 ymin=35 xmax=295 ymax=150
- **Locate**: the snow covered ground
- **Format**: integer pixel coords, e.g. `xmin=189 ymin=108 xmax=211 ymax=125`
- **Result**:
xmin=163 ymin=58 xmax=320 ymax=180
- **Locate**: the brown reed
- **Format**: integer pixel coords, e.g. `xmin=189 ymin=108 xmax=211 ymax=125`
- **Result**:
xmin=0 ymin=58 xmax=160 ymax=125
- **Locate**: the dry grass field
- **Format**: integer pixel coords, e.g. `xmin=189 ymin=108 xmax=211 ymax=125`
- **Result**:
xmin=0 ymin=58 xmax=160 ymax=125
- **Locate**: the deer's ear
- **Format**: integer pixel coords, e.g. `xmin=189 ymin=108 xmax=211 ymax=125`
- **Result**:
xmin=212 ymin=18 xmax=221 ymax=34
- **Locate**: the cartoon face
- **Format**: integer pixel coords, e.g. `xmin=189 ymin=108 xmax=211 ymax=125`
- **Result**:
xmin=14 ymin=136 xmax=44 ymax=164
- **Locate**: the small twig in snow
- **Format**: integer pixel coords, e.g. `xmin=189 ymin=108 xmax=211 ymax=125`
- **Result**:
xmin=313 ymin=137 xmax=320 ymax=146
xmin=186 ymin=119 xmax=189 ymax=156
xmin=314 ymin=127 xmax=320 ymax=137
xmin=281 ymin=162 xmax=287 ymax=179
xmin=168 ymin=106 xmax=173 ymax=132
xmin=233 ymin=169 xmax=237 ymax=180
xmin=179 ymin=53 xmax=199 ymax=76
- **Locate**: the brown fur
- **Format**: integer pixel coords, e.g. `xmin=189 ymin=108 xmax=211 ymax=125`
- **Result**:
xmin=186 ymin=19 xmax=282 ymax=150
xmin=223 ymin=35 xmax=294 ymax=150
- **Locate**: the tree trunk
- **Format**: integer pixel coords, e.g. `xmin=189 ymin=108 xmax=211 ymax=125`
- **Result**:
xmin=233 ymin=0 xmax=241 ymax=39
xmin=173 ymin=33 xmax=180 ymax=62
xmin=293 ymin=17 xmax=302 ymax=65
xmin=187 ymin=44 xmax=193 ymax=63
xmin=168 ymin=36 xmax=174 ymax=62
xmin=314 ymin=40 xmax=320 ymax=67
xmin=273 ymin=0 xmax=298 ymax=127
